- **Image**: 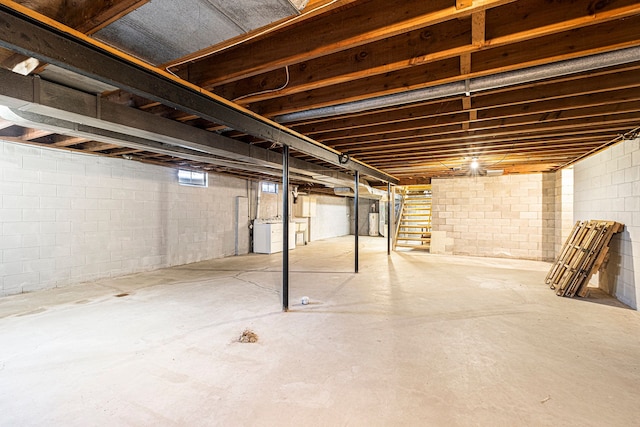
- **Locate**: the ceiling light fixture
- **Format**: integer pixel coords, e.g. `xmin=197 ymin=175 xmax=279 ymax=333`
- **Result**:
xmin=470 ymin=157 xmax=479 ymax=170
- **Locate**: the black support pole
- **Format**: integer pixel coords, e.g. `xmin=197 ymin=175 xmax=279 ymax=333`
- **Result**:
xmin=282 ymin=145 xmax=289 ymax=311
xmin=387 ymin=182 xmax=391 ymax=255
xmin=355 ymin=171 xmax=359 ymax=273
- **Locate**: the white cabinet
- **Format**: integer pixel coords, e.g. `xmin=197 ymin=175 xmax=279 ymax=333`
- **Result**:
xmin=253 ymin=222 xmax=296 ymax=254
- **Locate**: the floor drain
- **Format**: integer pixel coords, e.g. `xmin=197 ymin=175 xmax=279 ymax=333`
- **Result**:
xmin=114 ymin=293 xmax=129 ymax=298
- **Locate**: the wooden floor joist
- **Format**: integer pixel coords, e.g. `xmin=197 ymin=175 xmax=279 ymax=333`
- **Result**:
xmin=546 ymin=220 xmax=624 ymax=298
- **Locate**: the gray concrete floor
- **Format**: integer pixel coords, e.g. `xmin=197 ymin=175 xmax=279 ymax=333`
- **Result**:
xmin=1 ymin=236 xmax=639 ymax=426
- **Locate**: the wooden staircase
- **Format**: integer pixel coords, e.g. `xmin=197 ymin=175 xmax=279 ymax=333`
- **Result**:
xmin=394 ymin=185 xmax=432 ymax=251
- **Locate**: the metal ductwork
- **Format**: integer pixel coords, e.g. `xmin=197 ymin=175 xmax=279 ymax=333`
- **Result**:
xmin=334 ymin=182 xmax=387 ymax=200
xmin=0 ymin=68 xmax=361 ymax=188
xmin=274 ymin=46 xmax=640 ymax=123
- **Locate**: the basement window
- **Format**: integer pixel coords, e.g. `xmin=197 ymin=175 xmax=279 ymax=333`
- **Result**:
xmin=178 ymin=169 xmax=208 ymax=187
xmin=261 ymin=181 xmax=278 ymax=194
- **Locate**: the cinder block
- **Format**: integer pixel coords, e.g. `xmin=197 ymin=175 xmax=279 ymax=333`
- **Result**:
xmin=55 ymin=255 xmax=85 ymax=270
xmin=22 ymin=183 xmax=56 ymax=197
xmin=618 ymin=182 xmax=632 ymax=198
xmin=40 ymin=197 xmax=70 ymax=209
xmin=23 ymin=156 xmax=57 ymax=172
xmin=85 ymin=186 xmax=112 ymax=199
xmin=3 ymin=246 xmax=39 ymax=263
xmin=618 ymin=154 xmax=633 ymax=170
xmin=0 ymin=208 xmax=22 ymax=222
xmin=3 ymin=222 xmax=39 ymax=236
xmin=111 ymin=188 xmax=135 ymax=200
xmin=23 ymin=258 xmax=56 ymax=273
xmin=612 ymin=170 xmax=626 ymax=185
xmin=625 ymin=196 xmax=640 ymax=212
xmin=41 ymin=171 xmax=72 ymax=185
xmin=3 ymin=168 xmax=39 ymax=184
xmin=0 ymin=182 xmax=23 ymax=197
xmin=3 ymin=195 xmax=39 ymax=209
xmin=3 ymin=273 xmax=35 ymax=294
xmin=624 ymin=166 xmax=640 ymax=183
xmin=22 ymin=233 xmax=56 ymax=248
xmin=71 ymin=199 xmax=99 ymax=210
xmin=57 ymin=185 xmax=86 ymax=198
xmin=0 ymin=261 xmax=22 ymax=276
xmin=22 ymin=209 xmax=56 ymax=222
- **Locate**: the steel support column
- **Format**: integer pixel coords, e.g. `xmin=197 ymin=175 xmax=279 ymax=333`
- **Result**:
xmin=354 ymin=171 xmax=359 ymax=274
xmin=387 ymin=182 xmax=391 ymax=255
xmin=282 ymin=145 xmax=290 ymax=311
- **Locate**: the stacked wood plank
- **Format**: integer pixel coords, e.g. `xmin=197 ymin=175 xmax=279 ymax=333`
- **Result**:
xmin=546 ymin=220 xmax=623 ymax=298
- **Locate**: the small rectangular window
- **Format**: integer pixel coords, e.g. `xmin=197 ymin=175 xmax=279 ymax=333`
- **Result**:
xmin=261 ymin=181 xmax=278 ymax=194
xmin=178 ymin=169 xmax=208 ymax=187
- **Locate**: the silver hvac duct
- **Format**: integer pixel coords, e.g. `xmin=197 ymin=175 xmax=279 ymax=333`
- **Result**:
xmin=274 ymin=46 xmax=640 ymax=123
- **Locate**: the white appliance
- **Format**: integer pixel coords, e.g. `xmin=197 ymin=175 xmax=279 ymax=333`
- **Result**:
xmin=253 ymin=221 xmax=296 ymax=254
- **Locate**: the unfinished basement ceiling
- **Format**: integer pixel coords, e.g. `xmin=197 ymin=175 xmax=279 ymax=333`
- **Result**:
xmin=93 ymin=0 xmax=306 ymax=65
xmin=0 ymin=0 xmax=639 ymax=186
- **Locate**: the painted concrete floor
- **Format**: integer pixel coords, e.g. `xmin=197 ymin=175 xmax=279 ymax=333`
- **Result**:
xmin=1 ymin=236 xmax=639 ymax=426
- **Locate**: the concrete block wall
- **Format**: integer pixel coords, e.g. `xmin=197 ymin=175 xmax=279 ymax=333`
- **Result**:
xmin=256 ymin=185 xmax=352 ymax=242
xmin=431 ymin=174 xmax=554 ymax=260
xmin=554 ymin=168 xmax=574 ymax=255
xmin=311 ymin=195 xmax=351 ymax=241
xmin=574 ymin=137 xmax=640 ymax=309
xmin=0 ymin=139 xmax=250 ymax=297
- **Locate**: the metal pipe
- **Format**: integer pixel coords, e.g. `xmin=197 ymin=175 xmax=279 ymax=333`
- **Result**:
xmin=282 ymin=145 xmax=290 ymax=311
xmin=387 ymin=182 xmax=391 ymax=255
xmin=275 ymin=46 xmax=640 ymax=123
xmin=354 ymin=171 xmax=359 ymax=274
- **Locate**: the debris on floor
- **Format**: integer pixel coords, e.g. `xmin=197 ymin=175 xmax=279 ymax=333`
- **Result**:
xmin=239 ymin=329 xmax=258 ymax=343
xmin=546 ymin=220 xmax=623 ymax=298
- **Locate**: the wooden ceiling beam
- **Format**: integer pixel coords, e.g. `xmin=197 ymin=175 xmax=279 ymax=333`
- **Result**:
xmin=214 ymin=0 xmax=640 ymax=108
xmin=68 ymin=0 xmax=150 ymax=35
xmin=329 ymin=113 xmax=640 ymax=149
xmin=316 ymin=99 xmax=640 ymax=144
xmin=484 ymin=0 xmax=640 ymax=42
xmin=334 ymin=126 xmax=628 ymax=155
xmin=379 ymin=138 xmax=609 ymax=158
xmin=250 ymin=15 xmax=640 ymax=117
xmin=251 ymin=57 xmax=462 ymax=116
xmin=290 ymin=64 xmax=640 ymax=134
xmin=105 ymin=148 xmax=143 ymax=156
xmin=472 ymin=15 xmax=640 ymax=75
xmin=50 ymin=136 xmax=90 ymax=147
xmin=1 ymin=0 xmax=149 ymax=75
xmin=357 ymin=139 xmax=614 ymax=163
xmin=175 ymin=0 xmax=514 ymax=88
xmin=367 ymin=150 xmax=606 ymax=167
xmin=79 ymin=141 xmax=121 ymax=152
xmin=20 ymin=128 xmax=53 ymax=140
xmin=215 ymin=18 xmax=471 ymax=103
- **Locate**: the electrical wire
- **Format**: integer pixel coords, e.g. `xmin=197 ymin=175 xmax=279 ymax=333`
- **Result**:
xmin=233 ymin=66 xmax=290 ymax=101
xmin=482 ymin=142 xmax=516 ymax=169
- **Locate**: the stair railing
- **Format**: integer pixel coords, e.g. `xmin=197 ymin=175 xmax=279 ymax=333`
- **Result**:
xmin=393 ymin=186 xmax=407 ymax=250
